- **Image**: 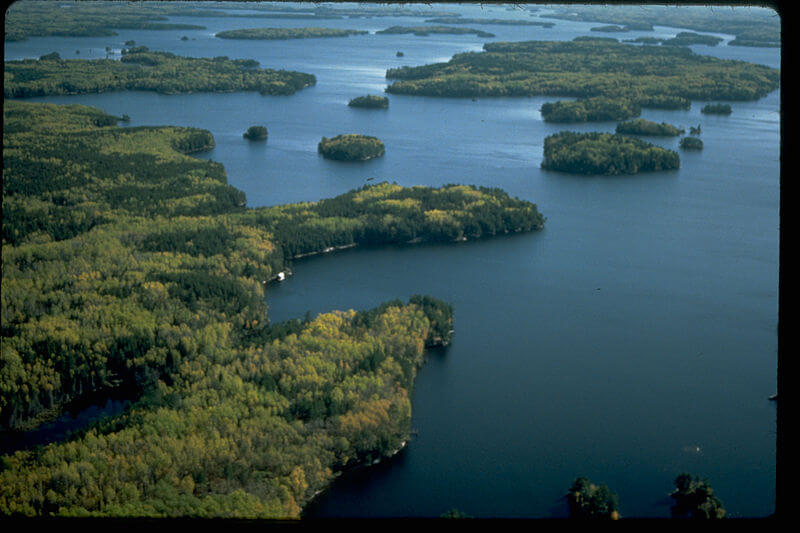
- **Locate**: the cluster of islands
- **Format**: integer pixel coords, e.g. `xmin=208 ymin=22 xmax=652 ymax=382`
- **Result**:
xmin=0 ymin=0 xmax=779 ymax=519
xmin=5 ymin=37 xmax=776 ymax=175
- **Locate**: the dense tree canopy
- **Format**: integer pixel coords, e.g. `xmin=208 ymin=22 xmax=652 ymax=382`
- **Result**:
xmin=243 ymin=126 xmax=269 ymax=141
xmin=385 ymin=40 xmax=778 ymax=121
xmin=541 ymin=131 xmax=680 ymax=175
xmin=3 ymin=0 xmax=205 ymax=41
xmin=679 ymin=137 xmax=704 ymax=150
xmin=701 ymin=103 xmax=732 ymax=115
xmin=376 ymin=26 xmax=494 ymax=38
xmin=215 ymin=28 xmax=367 ymax=40
xmin=616 ymin=118 xmax=685 ymax=136
xmin=424 ymin=17 xmax=553 ymax=27
xmin=670 ymin=474 xmax=726 ymax=519
xmin=661 ymin=32 xmax=724 ymax=47
xmin=540 ymin=4 xmax=779 ymax=47
xmin=540 ymin=97 xmax=641 ymax=123
xmin=1 ymin=101 xmax=545 ymax=517
xmin=4 ymin=51 xmax=316 ymax=98
xmin=566 ymin=477 xmax=620 ymax=519
xmin=348 ymin=95 xmax=389 ymax=109
xmin=318 ymin=134 xmax=386 ymax=161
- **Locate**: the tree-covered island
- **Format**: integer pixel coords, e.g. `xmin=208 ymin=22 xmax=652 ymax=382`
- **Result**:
xmin=566 ymin=478 xmax=620 ymax=519
xmin=243 ymin=125 xmax=268 ymax=141
xmin=541 ymin=131 xmax=680 ymax=175
xmin=384 ymin=41 xmax=779 ymax=122
xmin=4 ymin=50 xmax=316 ymax=97
xmin=540 ymin=97 xmax=642 ymax=123
xmin=701 ymin=103 xmax=733 ymax=115
xmin=0 ymin=100 xmax=546 ymax=517
xmin=318 ymin=134 xmax=386 ymax=161
xmin=423 ymin=17 xmax=554 ymax=28
xmin=348 ymin=95 xmax=390 ymax=109
xmin=539 ymin=4 xmax=779 ymax=48
xmin=616 ymin=119 xmax=685 ymax=136
xmin=376 ymin=26 xmax=495 ymax=38
xmin=591 ymin=25 xmax=629 ymax=33
xmin=215 ymin=28 xmax=368 ymax=40
xmin=679 ymin=137 xmax=704 ymax=150
xmin=661 ymin=32 xmax=724 ymax=47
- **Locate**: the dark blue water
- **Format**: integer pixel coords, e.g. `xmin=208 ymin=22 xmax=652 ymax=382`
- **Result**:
xmin=5 ymin=2 xmax=779 ymax=518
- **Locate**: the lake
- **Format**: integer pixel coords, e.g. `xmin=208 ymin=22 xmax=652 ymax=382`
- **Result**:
xmin=4 ymin=2 xmax=779 ymax=518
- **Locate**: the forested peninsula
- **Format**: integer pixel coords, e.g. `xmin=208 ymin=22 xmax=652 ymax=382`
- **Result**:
xmin=4 ymin=49 xmax=316 ymax=97
xmin=385 ymin=40 xmax=779 ymax=122
xmin=215 ymin=28 xmax=368 ymax=40
xmin=541 ymin=131 xmax=680 ymax=175
xmin=1 ymin=101 xmax=545 ymax=517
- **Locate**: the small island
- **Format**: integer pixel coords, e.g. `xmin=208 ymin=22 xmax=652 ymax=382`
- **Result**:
xmin=701 ymin=103 xmax=732 ymax=115
xmin=591 ymin=25 xmax=629 ymax=32
xmin=348 ymin=95 xmax=389 ymax=109
xmin=318 ymin=134 xmax=385 ymax=161
xmin=616 ymin=118 xmax=685 ymax=136
xmin=541 ymin=131 xmax=680 ymax=175
xmin=215 ymin=27 xmax=368 ymax=40
xmin=376 ymin=26 xmax=495 ymax=38
xmin=540 ymin=97 xmax=642 ymax=123
xmin=661 ymin=32 xmax=724 ymax=47
xmin=679 ymin=137 xmax=704 ymax=150
xmin=424 ymin=17 xmax=555 ymax=28
xmin=243 ymin=125 xmax=268 ymax=141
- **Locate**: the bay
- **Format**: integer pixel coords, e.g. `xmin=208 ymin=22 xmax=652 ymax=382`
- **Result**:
xmin=4 ymin=2 xmax=779 ymax=518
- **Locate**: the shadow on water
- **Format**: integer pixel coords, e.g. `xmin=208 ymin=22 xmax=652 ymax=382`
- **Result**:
xmin=302 ymin=439 xmax=411 ymax=519
xmin=0 ymin=388 xmax=133 ymax=455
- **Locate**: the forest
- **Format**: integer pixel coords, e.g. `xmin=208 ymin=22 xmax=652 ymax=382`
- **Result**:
xmin=384 ymin=40 xmax=779 ymax=120
xmin=423 ymin=17 xmax=554 ymax=27
xmin=540 ymin=5 xmax=780 ymax=47
xmin=679 ymin=137 xmax=704 ymax=150
xmin=3 ymin=1 xmax=206 ymax=41
xmin=701 ymin=103 xmax=733 ymax=115
xmin=660 ymin=32 xmax=724 ymax=47
xmin=317 ymin=134 xmax=386 ymax=162
xmin=540 ymin=97 xmax=642 ymax=123
xmin=348 ymin=95 xmax=390 ymax=109
xmin=376 ymin=26 xmax=495 ymax=38
xmin=4 ymin=50 xmax=317 ymax=97
xmin=215 ymin=28 xmax=368 ymax=40
xmin=615 ymin=119 xmax=685 ymax=136
xmin=3 ymin=0 xmax=460 ymax=41
xmin=1 ymin=101 xmax=545 ymax=517
xmin=541 ymin=131 xmax=680 ymax=175
xmin=243 ymin=126 xmax=268 ymax=141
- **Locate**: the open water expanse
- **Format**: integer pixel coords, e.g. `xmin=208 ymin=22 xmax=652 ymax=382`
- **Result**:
xmin=5 ymin=2 xmax=780 ymax=518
